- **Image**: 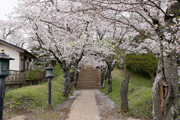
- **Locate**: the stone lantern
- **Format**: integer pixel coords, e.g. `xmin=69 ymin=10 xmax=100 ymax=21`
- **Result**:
xmin=46 ymin=66 xmax=54 ymax=78
xmin=0 ymin=49 xmax=14 ymax=120
xmin=0 ymin=49 xmax=14 ymax=77
xmin=46 ymin=65 xmax=54 ymax=106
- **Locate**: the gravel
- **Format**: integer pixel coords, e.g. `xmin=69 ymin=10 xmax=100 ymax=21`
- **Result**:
xmin=94 ymin=90 xmax=122 ymax=120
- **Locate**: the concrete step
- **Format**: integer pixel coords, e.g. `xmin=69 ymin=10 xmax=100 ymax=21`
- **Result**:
xmin=77 ymin=84 xmax=101 ymax=87
xmin=78 ymin=80 xmax=101 ymax=84
xmin=78 ymin=83 xmax=100 ymax=85
xmin=77 ymin=84 xmax=101 ymax=88
xmin=77 ymin=69 xmax=101 ymax=89
xmin=79 ymin=72 xmax=100 ymax=75
xmin=78 ymin=79 xmax=100 ymax=82
xmin=78 ymin=80 xmax=101 ymax=82
xmin=77 ymin=86 xmax=101 ymax=89
xmin=78 ymin=77 xmax=100 ymax=79
xmin=78 ymin=76 xmax=101 ymax=78
xmin=78 ymin=87 xmax=101 ymax=89
xmin=78 ymin=79 xmax=99 ymax=81
xmin=78 ymin=75 xmax=100 ymax=78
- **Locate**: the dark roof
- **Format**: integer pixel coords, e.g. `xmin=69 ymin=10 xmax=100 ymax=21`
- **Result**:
xmin=0 ymin=39 xmax=36 ymax=59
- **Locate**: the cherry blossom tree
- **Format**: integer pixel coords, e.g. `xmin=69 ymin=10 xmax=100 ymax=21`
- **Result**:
xmin=76 ymin=0 xmax=180 ymax=119
xmin=15 ymin=0 xmax=95 ymax=97
xmin=14 ymin=0 xmax=180 ymax=118
xmin=70 ymin=1 xmax=136 ymax=111
xmin=0 ymin=19 xmax=26 ymax=47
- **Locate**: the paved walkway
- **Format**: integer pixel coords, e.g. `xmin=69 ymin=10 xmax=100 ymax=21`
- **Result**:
xmin=66 ymin=90 xmax=99 ymax=120
xmin=10 ymin=116 xmax=25 ymax=120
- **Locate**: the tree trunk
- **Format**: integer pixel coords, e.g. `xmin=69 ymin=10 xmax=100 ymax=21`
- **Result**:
xmin=63 ymin=71 xmax=72 ymax=98
xmin=151 ymin=75 xmax=155 ymax=85
xmin=120 ymin=73 xmax=130 ymax=112
xmin=153 ymin=54 xmax=179 ymax=120
xmin=101 ymin=68 xmax=106 ymax=85
xmin=73 ymin=63 xmax=78 ymax=88
xmin=108 ymin=70 xmax=112 ymax=93
xmin=105 ymin=60 xmax=116 ymax=92
xmin=102 ymin=68 xmax=108 ymax=88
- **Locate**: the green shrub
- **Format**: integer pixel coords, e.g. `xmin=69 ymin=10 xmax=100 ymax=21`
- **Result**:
xmin=26 ymin=71 xmax=36 ymax=80
xmin=126 ymin=53 xmax=158 ymax=77
xmin=26 ymin=68 xmax=42 ymax=80
xmin=54 ymin=64 xmax=62 ymax=76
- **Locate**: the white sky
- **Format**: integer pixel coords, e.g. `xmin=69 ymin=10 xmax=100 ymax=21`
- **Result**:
xmin=0 ymin=0 xmax=18 ymax=20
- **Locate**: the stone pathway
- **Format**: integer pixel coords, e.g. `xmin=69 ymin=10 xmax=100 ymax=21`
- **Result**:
xmin=66 ymin=90 xmax=99 ymax=120
xmin=10 ymin=116 xmax=25 ymax=120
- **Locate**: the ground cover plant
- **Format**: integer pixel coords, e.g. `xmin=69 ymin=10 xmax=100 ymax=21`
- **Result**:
xmin=4 ymin=65 xmax=68 ymax=112
xmin=101 ymin=69 xmax=152 ymax=119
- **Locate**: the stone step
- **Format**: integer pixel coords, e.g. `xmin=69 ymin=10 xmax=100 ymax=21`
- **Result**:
xmin=78 ymin=81 xmax=100 ymax=83
xmin=80 ymin=75 xmax=100 ymax=77
xmin=78 ymin=76 xmax=100 ymax=79
xmin=77 ymin=85 xmax=101 ymax=89
xmin=77 ymin=84 xmax=101 ymax=87
xmin=78 ymin=81 xmax=101 ymax=84
xmin=78 ymin=87 xmax=101 ymax=89
xmin=78 ymin=79 xmax=100 ymax=82
xmin=78 ymin=75 xmax=100 ymax=78
xmin=77 ymin=84 xmax=101 ymax=86
xmin=77 ymin=81 xmax=101 ymax=84
xmin=79 ymin=72 xmax=100 ymax=75
xmin=77 ymin=69 xmax=101 ymax=89
xmin=78 ymin=77 xmax=100 ymax=79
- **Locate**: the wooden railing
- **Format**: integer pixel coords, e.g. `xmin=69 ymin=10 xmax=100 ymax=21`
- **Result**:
xmin=6 ymin=70 xmax=25 ymax=83
xmin=5 ymin=70 xmax=46 ymax=89
xmin=5 ymin=70 xmax=46 ymax=83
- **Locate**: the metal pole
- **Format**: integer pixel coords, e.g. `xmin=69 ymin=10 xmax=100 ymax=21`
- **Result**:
xmin=48 ymin=78 xmax=51 ymax=105
xmin=0 ymin=78 xmax=5 ymax=120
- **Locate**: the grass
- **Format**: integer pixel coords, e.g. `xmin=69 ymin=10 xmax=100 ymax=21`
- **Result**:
xmin=101 ymin=69 xmax=152 ymax=119
xmin=4 ymin=65 xmax=68 ymax=112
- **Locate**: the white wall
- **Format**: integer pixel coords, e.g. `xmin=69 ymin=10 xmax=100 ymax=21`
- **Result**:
xmin=0 ymin=44 xmax=20 ymax=71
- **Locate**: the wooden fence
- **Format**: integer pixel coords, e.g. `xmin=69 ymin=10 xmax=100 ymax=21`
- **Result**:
xmin=5 ymin=70 xmax=46 ymax=90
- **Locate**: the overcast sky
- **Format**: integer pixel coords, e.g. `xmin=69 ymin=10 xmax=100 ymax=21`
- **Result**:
xmin=0 ymin=0 xmax=18 ymax=20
